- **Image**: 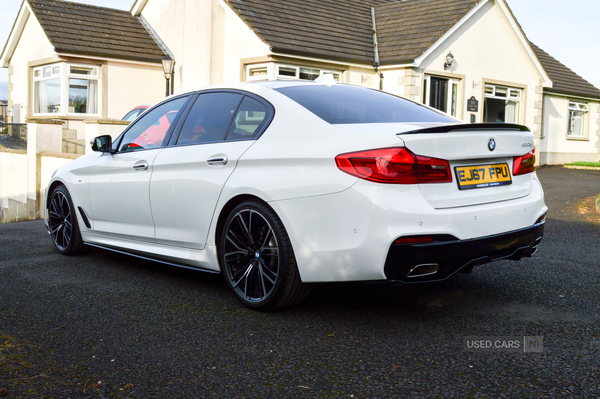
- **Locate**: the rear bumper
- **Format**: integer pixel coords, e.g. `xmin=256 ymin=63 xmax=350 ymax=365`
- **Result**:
xmin=384 ymin=220 xmax=545 ymax=283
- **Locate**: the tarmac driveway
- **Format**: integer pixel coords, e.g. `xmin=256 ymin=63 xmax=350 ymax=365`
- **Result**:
xmin=0 ymin=165 xmax=599 ymax=398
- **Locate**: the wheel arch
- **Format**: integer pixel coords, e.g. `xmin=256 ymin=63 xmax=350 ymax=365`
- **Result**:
xmin=214 ymin=194 xmax=268 ymax=262
xmin=46 ymin=180 xmax=66 ymax=209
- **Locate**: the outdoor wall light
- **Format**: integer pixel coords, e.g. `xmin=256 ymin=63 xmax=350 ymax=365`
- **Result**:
xmin=444 ymin=51 xmax=455 ymax=71
xmin=162 ymin=55 xmax=175 ymax=97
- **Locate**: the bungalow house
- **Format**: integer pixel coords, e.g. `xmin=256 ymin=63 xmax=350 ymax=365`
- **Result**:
xmin=0 ymin=0 xmax=167 ymax=148
xmin=1 ymin=0 xmax=599 ymax=164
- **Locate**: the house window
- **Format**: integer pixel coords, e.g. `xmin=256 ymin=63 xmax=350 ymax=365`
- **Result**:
xmin=423 ymin=75 xmax=459 ymax=117
xmin=247 ymin=63 xmax=341 ymax=82
xmin=34 ymin=65 xmax=61 ymax=114
xmin=33 ymin=63 xmax=99 ymax=116
xmin=248 ymin=66 xmax=268 ymax=78
xmin=483 ymin=84 xmax=521 ymax=123
xmin=567 ymin=101 xmax=588 ymax=137
xmin=68 ymin=66 xmax=98 ymax=114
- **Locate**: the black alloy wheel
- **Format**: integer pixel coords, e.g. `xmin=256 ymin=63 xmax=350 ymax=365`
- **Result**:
xmin=220 ymin=200 xmax=311 ymax=311
xmin=48 ymin=185 xmax=86 ymax=255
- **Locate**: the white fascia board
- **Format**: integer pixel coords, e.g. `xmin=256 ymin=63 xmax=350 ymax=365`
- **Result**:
xmin=542 ymin=91 xmax=600 ymax=104
xmin=494 ymin=0 xmax=551 ymax=87
xmin=378 ymin=63 xmax=417 ymax=70
xmin=56 ymin=53 xmax=162 ymax=67
xmin=413 ymin=0 xmax=490 ymax=67
xmin=269 ymin=52 xmax=372 ymax=69
xmin=0 ymin=1 xmax=32 ymax=68
xmin=219 ymin=0 xmax=272 ymax=55
xmin=130 ymin=0 xmax=149 ymax=16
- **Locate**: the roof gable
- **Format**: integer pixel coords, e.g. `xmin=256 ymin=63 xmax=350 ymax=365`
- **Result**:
xmin=375 ymin=0 xmax=480 ymax=65
xmin=531 ymin=43 xmax=600 ymax=100
xmin=224 ymin=0 xmax=484 ymax=65
xmin=3 ymin=0 xmax=165 ymax=65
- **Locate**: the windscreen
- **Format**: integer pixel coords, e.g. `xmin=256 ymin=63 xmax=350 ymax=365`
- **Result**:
xmin=275 ymin=84 xmax=454 ymax=124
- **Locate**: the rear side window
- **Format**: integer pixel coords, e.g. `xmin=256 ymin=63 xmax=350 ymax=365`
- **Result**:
xmin=176 ymin=92 xmax=243 ymax=145
xmin=226 ymin=96 xmax=271 ymax=141
xmin=275 ymin=84 xmax=454 ymax=124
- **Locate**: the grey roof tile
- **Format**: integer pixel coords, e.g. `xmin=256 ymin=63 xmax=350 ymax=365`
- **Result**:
xmin=226 ymin=0 xmax=480 ymax=65
xmin=375 ymin=0 xmax=480 ymax=65
xmin=27 ymin=0 xmax=165 ymax=63
xmin=530 ymin=43 xmax=600 ymax=100
xmin=226 ymin=0 xmax=389 ymax=64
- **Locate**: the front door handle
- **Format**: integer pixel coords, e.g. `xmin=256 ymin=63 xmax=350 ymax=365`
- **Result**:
xmin=207 ymin=156 xmax=228 ymax=166
xmin=133 ymin=162 xmax=148 ymax=171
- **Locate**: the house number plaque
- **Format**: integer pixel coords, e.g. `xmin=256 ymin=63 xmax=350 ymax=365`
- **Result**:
xmin=467 ymin=96 xmax=479 ymax=112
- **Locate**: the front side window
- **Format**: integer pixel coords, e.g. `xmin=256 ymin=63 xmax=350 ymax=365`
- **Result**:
xmin=567 ymin=101 xmax=588 ymax=137
xmin=483 ymin=84 xmax=521 ymax=123
xmin=118 ymin=96 xmax=189 ymax=152
xmin=33 ymin=63 xmax=99 ymax=116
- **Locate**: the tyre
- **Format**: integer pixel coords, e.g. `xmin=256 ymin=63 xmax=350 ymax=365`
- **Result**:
xmin=48 ymin=185 xmax=86 ymax=255
xmin=219 ymin=200 xmax=311 ymax=311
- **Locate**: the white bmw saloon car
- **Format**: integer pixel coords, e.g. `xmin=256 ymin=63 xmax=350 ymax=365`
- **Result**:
xmin=45 ymin=79 xmax=547 ymax=310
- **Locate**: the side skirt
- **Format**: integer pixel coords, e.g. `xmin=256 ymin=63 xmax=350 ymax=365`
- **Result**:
xmin=85 ymin=242 xmax=221 ymax=275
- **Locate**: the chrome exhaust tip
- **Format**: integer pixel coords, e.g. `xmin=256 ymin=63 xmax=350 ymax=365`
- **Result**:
xmin=530 ymin=237 xmax=543 ymax=256
xmin=406 ymin=263 xmax=439 ymax=278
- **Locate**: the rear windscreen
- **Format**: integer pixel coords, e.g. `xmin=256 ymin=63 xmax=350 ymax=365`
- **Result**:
xmin=275 ymin=84 xmax=454 ymax=124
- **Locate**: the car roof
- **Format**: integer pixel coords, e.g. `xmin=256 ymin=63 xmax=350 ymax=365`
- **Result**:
xmin=251 ymin=80 xmax=322 ymax=89
xmin=177 ymin=79 xmax=331 ymax=97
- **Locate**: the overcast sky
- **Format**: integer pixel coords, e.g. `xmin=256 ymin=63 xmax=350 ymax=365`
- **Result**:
xmin=1 ymin=0 xmax=599 ymax=101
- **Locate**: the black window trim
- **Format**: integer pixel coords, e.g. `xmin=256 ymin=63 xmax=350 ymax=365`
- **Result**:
xmin=112 ymin=94 xmax=193 ymax=153
xmin=166 ymin=89 xmax=275 ymax=148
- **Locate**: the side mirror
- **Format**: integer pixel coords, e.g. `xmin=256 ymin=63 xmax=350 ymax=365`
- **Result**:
xmin=91 ymin=135 xmax=113 ymax=153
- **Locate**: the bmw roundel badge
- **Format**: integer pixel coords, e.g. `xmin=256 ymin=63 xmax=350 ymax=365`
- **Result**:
xmin=488 ymin=138 xmax=496 ymax=152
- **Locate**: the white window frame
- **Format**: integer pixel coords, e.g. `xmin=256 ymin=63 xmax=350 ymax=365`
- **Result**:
xmin=33 ymin=63 xmax=62 ymax=115
xmin=423 ymin=75 xmax=460 ymax=117
xmin=67 ymin=64 xmax=99 ymax=115
xmin=246 ymin=63 xmax=342 ymax=82
xmin=33 ymin=62 xmax=100 ymax=116
xmin=483 ymin=83 xmax=522 ymax=124
xmin=567 ymin=101 xmax=588 ymax=138
xmin=247 ymin=64 xmax=271 ymax=81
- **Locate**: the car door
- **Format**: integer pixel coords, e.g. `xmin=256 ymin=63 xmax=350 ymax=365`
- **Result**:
xmin=150 ymin=91 xmax=273 ymax=249
xmin=87 ymin=96 xmax=190 ymax=241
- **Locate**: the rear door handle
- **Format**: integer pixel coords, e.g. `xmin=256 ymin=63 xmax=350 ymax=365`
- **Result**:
xmin=207 ymin=156 xmax=228 ymax=166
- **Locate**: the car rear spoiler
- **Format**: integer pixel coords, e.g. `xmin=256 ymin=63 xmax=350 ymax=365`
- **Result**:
xmin=399 ymin=123 xmax=531 ymax=135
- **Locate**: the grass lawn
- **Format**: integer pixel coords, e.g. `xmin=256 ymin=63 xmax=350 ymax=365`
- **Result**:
xmin=564 ymin=161 xmax=600 ymax=168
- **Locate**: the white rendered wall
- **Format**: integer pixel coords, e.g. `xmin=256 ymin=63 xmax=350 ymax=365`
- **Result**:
xmin=8 ymin=12 xmax=55 ymax=122
xmin=0 ymin=151 xmax=28 ymax=207
xmin=139 ymin=0 xmax=214 ymax=93
xmin=219 ymin=4 xmax=268 ymax=84
xmin=105 ymin=61 xmax=164 ymax=118
xmin=540 ymin=95 xmax=600 ymax=164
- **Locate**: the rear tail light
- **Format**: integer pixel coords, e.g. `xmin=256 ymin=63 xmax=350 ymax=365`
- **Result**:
xmin=335 ymin=148 xmax=452 ymax=184
xmin=513 ymin=147 xmax=537 ymax=176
